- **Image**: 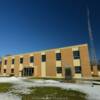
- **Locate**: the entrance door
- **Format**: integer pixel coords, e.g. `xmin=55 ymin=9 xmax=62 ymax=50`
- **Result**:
xmin=65 ymin=68 xmax=72 ymax=79
xmin=22 ymin=68 xmax=34 ymax=77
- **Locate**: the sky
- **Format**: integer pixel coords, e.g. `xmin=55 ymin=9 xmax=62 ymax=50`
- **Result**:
xmin=0 ymin=0 xmax=99 ymax=60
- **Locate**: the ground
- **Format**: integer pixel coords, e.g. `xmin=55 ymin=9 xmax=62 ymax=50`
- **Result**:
xmin=0 ymin=77 xmax=99 ymax=100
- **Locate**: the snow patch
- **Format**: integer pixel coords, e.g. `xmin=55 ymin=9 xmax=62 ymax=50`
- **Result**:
xmin=0 ymin=77 xmax=100 ymax=100
xmin=0 ymin=93 xmax=21 ymax=100
xmin=0 ymin=77 xmax=23 ymax=83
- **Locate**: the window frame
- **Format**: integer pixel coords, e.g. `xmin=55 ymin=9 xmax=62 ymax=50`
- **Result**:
xmin=56 ymin=67 xmax=62 ymax=73
xmin=73 ymin=51 xmax=80 ymax=59
xmin=30 ymin=56 xmax=34 ymax=63
xmin=42 ymin=55 xmax=46 ymax=62
xmin=4 ymin=69 xmax=6 ymax=73
xmin=4 ymin=60 xmax=7 ymax=65
xmin=11 ymin=69 xmax=14 ymax=73
xmin=20 ymin=58 xmax=23 ymax=64
xmin=56 ymin=53 xmax=61 ymax=60
xmin=75 ymin=66 xmax=81 ymax=73
xmin=12 ymin=59 xmax=15 ymax=64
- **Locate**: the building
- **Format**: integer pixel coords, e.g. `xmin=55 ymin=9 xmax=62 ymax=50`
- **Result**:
xmin=0 ymin=44 xmax=96 ymax=78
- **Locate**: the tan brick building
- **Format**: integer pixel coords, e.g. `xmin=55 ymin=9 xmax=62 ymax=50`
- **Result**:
xmin=0 ymin=44 xmax=97 ymax=78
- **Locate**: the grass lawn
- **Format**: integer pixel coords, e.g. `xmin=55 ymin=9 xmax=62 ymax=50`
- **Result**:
xmin=0 ymin=83 xmax=13 ymax=92
xmin=0 ymin=83 xmax=87 ymax=100
xmin=22 ymin=87 xmax=87 ymax=100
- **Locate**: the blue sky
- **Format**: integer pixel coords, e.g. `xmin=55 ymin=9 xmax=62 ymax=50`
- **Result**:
xmin=0 ymin=0 xmax=99 ymax=60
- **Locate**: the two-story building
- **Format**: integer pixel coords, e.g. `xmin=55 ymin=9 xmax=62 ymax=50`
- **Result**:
xmin=0 ymin=44 xmax=97 ymax=78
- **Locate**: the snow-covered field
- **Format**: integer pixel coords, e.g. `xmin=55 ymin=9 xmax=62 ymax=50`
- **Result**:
xmin=0 ymin=77 xmax=100 ymax=100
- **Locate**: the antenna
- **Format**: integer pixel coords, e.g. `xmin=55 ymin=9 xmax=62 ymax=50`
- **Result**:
xmin=87 ymin=7 xmax=98 ymax=75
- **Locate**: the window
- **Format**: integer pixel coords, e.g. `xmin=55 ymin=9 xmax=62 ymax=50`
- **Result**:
xmin=73 ymin=51 xmax=80 ymax=59
xmin=12 ymin=59 xmax=14 ymax=64
xmin=56 ymin=67 xmax=62 ymax=73
xmin=30 ymin=56 xmax=34 ymax=63
xmin=11 ymin=69 xmax=14 ymax=73
xmin=98 ymin=65 xmax=100 ymax=71
xmin=42 ymin=55 xmax=46 ymax=62
xmin=75 ymin=66 xmax=81 ymax=73
xmin=4 ymin=69 xmax=6 ymax=73
xmin=56 ymin=53 xmax=61 ymax=60
xmin=5 ymin=60 xmax=7 ymax=65
xmin=20 ymin=58 xmax=23 ymax=64
xmin=0 ymin=61 xmax=2 ymax=64
xmin=91 ymin=66 xmax=93 ymax=71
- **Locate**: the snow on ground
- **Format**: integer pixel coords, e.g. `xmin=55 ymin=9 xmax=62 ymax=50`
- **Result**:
xmin=0 ymin=77 xmax=23 ymax=83
xmin=0 ymin=77 xmax=100 ymax=100
xmin=0 ymin=93 xmax=21 ymax=100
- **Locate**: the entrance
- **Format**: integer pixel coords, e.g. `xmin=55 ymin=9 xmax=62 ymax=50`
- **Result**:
xmin=22 ymin=67 xmax=34 ymax=77
xmin=65 ymin=68 xmax=72 ymax=80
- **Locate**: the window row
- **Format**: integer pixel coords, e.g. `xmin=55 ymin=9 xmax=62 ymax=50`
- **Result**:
xmin=4 ymin=51 xmax=80 ymax=65
xmin=3 ymin=66 xmax=81 ymax=74
xmin=4 ymin=69 xmax=14 ymax=73
xmin=56 ymin=66 xmax=81 ymax=74
xmin=4 ymin=53 xmax=61 ymax=65
xmin=4 ymin=56 xmax=34 ymax=65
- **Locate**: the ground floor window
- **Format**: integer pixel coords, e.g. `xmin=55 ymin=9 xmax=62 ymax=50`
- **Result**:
xmin=75 ymin=66 xmax=81 ymax=73
xmin=56 ymin=67 xmax=62 ymax=73
xmin=4 ymin=69 xmax=6 ymax=73
xmin=11 ymin=69 xmax=14 ymax=73
xmin=98 ymin=65 xmax=100 ymax=71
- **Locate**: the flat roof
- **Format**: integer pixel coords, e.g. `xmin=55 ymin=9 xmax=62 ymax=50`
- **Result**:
xmin=3 ymin=43 xmax=88 ymax=58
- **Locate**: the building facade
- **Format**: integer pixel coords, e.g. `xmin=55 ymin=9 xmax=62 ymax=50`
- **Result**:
xmin=0 ymin=44 xmax=94 ymax=78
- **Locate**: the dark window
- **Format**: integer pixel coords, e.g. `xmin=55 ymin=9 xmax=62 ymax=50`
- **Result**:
xmin=12 ymin=59 xmax=14 ymax=64
xmin=20 ymin=58 xmax=23 ymax=64
xmin=56 ymin=67 xmax=62 ymax=73
xmin=4 ymin=69 xmax=6 ymax=73
xmin=11 ymin=69 xmax=14 ymax=73
xmin=98 ymin=65 xmax=100 ymax=71
xmin=56 ymin=53 xmax=61 ymax=60
xmin=73 ymin=51 xmax=80 ymax=59
xmin=30 ymin=56 xmax=34 ymax=63
xmin=5 ymin=60 xmax=7 ymax=65
xmin=0 ymin=61 xmax=2 ymax=64
xmin=91 ymin=65 xmax=93 ymax=71
xmin=42 ymin=55 xmax=46 ymax=62
xmin=75 ymin=66 xmax=81 ymax=73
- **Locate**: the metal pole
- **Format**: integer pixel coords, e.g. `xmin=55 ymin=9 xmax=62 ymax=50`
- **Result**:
xmin=87 ymin=7 xmax=97 ymax=67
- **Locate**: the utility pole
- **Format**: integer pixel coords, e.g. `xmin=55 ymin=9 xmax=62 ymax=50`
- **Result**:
xmin=87 ymin=7 xmax=98 ymax=76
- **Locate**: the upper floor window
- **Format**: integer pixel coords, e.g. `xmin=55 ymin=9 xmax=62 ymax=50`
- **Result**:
xmin=75 ymin=66 xmax=81 ymax=73
xmin=56 ymin=67 xmax=62 ymax=73
xmin=73 ymin=51 xmax=80 ymax=59
xmin=20 ymin=58 xmax=23 ymax=64
xmin=30 ymin=56 xmax=34 ymax=63
xmin=4 ymin=60 xmax=7 ymax=65
xmin=12 ymin=59 xmax=15 ymax=64
xmin=56 ymin=53 xmax=61 ymax=60
xmin=42 ymin=55 xmax=46 ymax=62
